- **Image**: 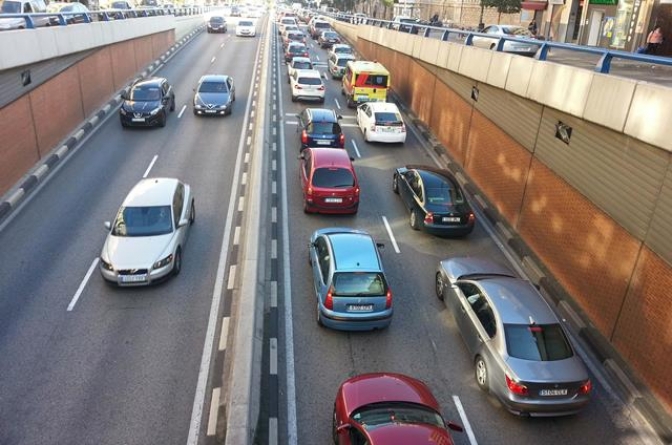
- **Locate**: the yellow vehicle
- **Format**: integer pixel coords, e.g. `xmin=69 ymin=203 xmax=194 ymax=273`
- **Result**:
xmin=341 ymin=61 xmax=390 ymax=108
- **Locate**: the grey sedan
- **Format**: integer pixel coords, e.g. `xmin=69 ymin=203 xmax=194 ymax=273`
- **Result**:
xmin=435 ymin=256 xmax=591 ymax=416
xmin=471 ymin=25 xmax=540 ymax=56
xmin=100 ymin=178 xmax=195 ymax=286
xmin=193 ymin=74 xmax=236 ymax=116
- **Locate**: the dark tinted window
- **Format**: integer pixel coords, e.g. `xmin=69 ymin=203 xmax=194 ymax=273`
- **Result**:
xmin=298 ymin=77 xmax=322 ymax=85
xmin=505 ymin=324 xmax=573 ymax=361
xmin=130 ymin=87 xmax=161 ymax=101
xmin=333 ymin=272 xmax=386 ymax=296
xmin=1 ymin=1 xmax=21 ymax=13
xmin=210 ymin=16 xmax=225 ymax=23
xmin=425 ymin=185 xmax=464 ymax=205
xmin=112 ymin=205 xmax=173 ymax=237
xmin=323 ymin=31 xmax=338 ymax=38
xmin=111 ymin=1 xmax=130 ymax=8
xmin=336 ymin=58 xmax=351 ymax=67
xmin=312 ymin=168 xmax=354 ymax=188
xmin=239 ymin=20 xmax=253 ymax=26
xmin=314 ymin=21 xmax=330 ymax=28
xmin=334 ymin=46 xmax=353 ymax=54
xmin=374 ymin=112 xmax=401 ymax=125
xmin=294 ymin=61 xmax=312 ymax=69
xmin=198 ymin=81 xmax=228 ymax=93
xmin=308 ymin=122 xmax=339 ymax=134
xmin=352 ymin=403 xmax=445 ymax=430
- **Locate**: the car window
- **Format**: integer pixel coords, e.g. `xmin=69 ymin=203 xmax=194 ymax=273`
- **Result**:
xmin=352 ymin=402 xmax=445 ymax=430
xmin=425 ymin=186 xmax=461 ymax=205
xmin=336 ymin=58 xmax=350 ymax=67
xmin=312 ymin=168 xmax=355 ymax=188
xmin=333 ymin=272 xmax=387 ymax=296
xmin=210 ymin=17 xmax=224 ymax=23
xmin=354 ymin=74 xmax=388 ymax=88
xmin=112 ymin=205 xmax=173 ymax=237
xmin=409 ymin=172 xmax=423 ymax=200
xmin=373 ymin=111 xmax=401 ymax=125
xmin=1 ymin=1 xmax=21 ymax=13
xmin=302 ymin=150 xmax=312 ymax=178
xmin=173 ymin=183 xmax=184 ymax=226
xmin=468 ymin=293 xmax=496 ymax=338
xmin=505 ymin=324 xmax=573 ymax=361
xmin=295 ymin=61 xmax=312 ymax=69
xmin=308 ymin=122 xmax=339 ymax=134
xmin=298 ymin=77 xmax=322 ymax=86
xmin=130 ymin=87 xmax=161 ymax=101
xmin=198 ymin=81 xmax=228 ymax=93
xmin=239 ymin=20 xmax=254 ymax=26
xmin=315 ymin=237 xmax=330 ymax=283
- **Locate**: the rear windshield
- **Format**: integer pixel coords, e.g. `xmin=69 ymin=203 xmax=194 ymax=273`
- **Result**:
xmin=1 ymin=1 xmax=21 ymax=13
xmin=314 ymin=21 xmax=330 ymax=28
xmin=374 ymin=112 xmax=402 ymax=125
xmin=294 ymin=61 xmax=312 ymax=69
xmin=288 ymin=33 xmax=303 ymax=40
xmin=333 ymin=272 xmax=387 ymax=296
xmin=289 ymin=46 xmax=307 ymax=53
xmin=309 ymin=122 xmax=340 ymax=134
xmin=425 ymin=186 xmax=464 ymax=206
xmin=355 ymin=74 xmax=388 ymax=88
xmin=312 ymin=168 xmax=354 ymax=188
xmin=323 ymin=31 xmax=338 ymax=38
xmin=336 ymin=58 xmax=351 ymax=67
xmin=505 ymin=324 xmax=573 ymax=361
xmin=298 ymin=77 xmax=322 ymax=85
xmin=334 ymin=47 xmax=353 ymax=55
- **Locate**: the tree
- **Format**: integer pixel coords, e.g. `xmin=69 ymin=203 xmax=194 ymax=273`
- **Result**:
xmin=480 ymin=0 xmax=521 ymax=24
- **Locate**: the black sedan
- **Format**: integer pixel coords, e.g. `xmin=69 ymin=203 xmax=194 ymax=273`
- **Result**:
xmin=119 ymin=77 xmax=175 ymax=128
xmin=193 ymin=74 xmax=235 ymax=116
xmin=392 ymin=165 xmax=475 ymax=236
xmin=318 ymin=30 xmax=341 ymax=48
xmin=207 ymin=15 xmax=227 ymax=33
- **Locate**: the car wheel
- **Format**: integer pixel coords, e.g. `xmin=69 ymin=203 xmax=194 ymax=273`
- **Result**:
xmin=331 ymin=408 xmax=338 ymax=444
xmin=392 ymin=174 xmax=399 ymax=194
xmin=347 ymin=96 xmax=355 ymax=108
xmin=170 ymin=97 xmax=175 ymax=112
xmin=316 ymin=300 xmax=324 ymax=326
xmin=158 ymin=111 xmax=167 ymax=127
xmin=363 ymin=129 xmax=368 ymax=142
xmin=475 ymin=356 xmax=489 ymax=392
xmin=173 ymin=248 xmax=182 ymax=276
xmin=291 ymin=95 xmax=297 ymax=102
xmin=189 ymin=200 xmax=195 ymax=225
xmin=303 ymin=199 xmax=310 ymax=214
xmin=435 ymin=272 xmax=445 ymax=300
xmin=340 ymin=88 xmax=345 ymax=96
xmin=410 ymin=209 xmax=420 ymax=230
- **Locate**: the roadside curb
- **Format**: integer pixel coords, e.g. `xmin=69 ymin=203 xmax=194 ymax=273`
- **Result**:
xmin=394 ymin=95 xmax=672 ymax=445
xmin=0 ymin=24 xmax=205 ymax=225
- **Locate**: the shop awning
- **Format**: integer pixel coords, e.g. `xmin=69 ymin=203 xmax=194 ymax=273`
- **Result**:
xmin=521 ymin=1 xmax=548 ymax=10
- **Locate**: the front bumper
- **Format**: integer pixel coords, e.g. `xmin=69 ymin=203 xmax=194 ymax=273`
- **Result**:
xmin=120 ymin=112 xmax=163 ymax=127
xmin=194 ymin=104 xmax=231 ymax=115
xmin=100 ymin=262 xmax=173 ymax=286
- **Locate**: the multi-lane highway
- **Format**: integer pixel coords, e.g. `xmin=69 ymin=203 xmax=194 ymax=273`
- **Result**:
xmin=0 ymin=10 xmax=663 ymax=445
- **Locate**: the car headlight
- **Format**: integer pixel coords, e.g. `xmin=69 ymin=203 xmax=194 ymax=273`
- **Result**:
xmin=153 ymin=254 xmax=173 ymax=269
xmin=150 ymin=107 xmax=162 ymax=116
xmin=100 ymin=257 xmax=114 ymax=271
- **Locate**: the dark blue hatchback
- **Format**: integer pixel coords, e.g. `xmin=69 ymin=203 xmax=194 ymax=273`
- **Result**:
xmin=296 ymin=108 xmax=345 ymax=150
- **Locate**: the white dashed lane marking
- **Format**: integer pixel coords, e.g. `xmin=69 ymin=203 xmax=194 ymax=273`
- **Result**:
xmin=381 ymin=216 xmax=401 ymax=254
xmin=351 ymin=140 xmax=361 ymax=158
xmin=143 ymin=155 xmax=158 ymax=178
xmin=178 ymin=105 xmax=187 ymax=119
xmin=67 ymin=258 xmax=99 ymax=311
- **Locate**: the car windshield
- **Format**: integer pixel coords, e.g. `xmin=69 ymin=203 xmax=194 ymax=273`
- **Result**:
xmin=210 ymin=16 xmax=224 ymax=23
xmin=352 ymin=402 xmax=445 ymax=429
xmin=294 ymin=61 xmax=312 ymax=69
xmin=129 ymin=87 xmax=161 ymax=101
xmin=198 ymin=81 xmax=228 ymax=93
xmin=298 ymin=77 xmax=321 ymax=85
xmin=312 ymin=168 xmax=354 ymax=188
xmin=289 ymin=45 xmax=306 ymax=53
xmin=374 ymin=111 xmax=402 ymax=126
xmin=400 ymin=18 xmax=418 ymax=23
xmin=239 ymin=20 xmax=253 ymax=26
xmin=1 ymin=1 xmax=21 ymax=13
xmin=335 ymin=47 xmax=353 ymax=55
xmin=501 ymin=26 xmax=530 ymax=36
xmin=323 ymin=32 xmax=338 ymax=38
xmin=425 ymin=186 xmax=464 ymax=205
xmin=112 ymin=205 xmax=173 ymax=237
xmin=355 ymin=74 xmax=388 ymax=88
xmin=505 ymin=323 xmax=574 ymax=361
xmin=333 ymin=272 xmax=386 ymax=296
xmin=309 ymin=122 xmax=339 ymax=134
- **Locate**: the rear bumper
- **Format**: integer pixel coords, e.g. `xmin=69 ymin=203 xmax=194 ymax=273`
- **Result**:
xmin=320 ymin=310 xmax=392 ymax=331
xmin=305 ymin=200 xmax=358 ymax=214
xmin=499 ymin=392 xmax=591 ymax=417
xmin=366 ymin=130 xmax=406 ymax=144
xmin=422 ymin=221 xmax=475 ymax=237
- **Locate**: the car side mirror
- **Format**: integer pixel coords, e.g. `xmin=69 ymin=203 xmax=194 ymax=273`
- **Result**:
xmin=120 ymin=92 xmax=128 ymax=100
xmin=298 ymin=153 xmax=305 ymax=159
xmin=349 ymin=157 xmax=355 ymax=161
xmin=337 ymin=115 xmax=343 ymax=120
xmin=376 ymin=242 xmax=385 ymax=249
xmin=104 ymin=221 xmax=111 ymax=230
xmin=335 ymin=424 xmax=351 ymax=433
xmin=447 ymin=422 xmax=464 ymax=432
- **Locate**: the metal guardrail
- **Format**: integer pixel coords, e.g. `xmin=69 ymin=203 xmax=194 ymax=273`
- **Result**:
xmin=329 ymin=13 xmax=672 ymax=74
xmin=0 ymin=6 xmax=212 ymax=29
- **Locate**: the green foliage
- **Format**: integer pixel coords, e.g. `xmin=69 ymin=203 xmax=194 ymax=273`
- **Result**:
xmin=481 ymin=0 xmax=521 ymax=14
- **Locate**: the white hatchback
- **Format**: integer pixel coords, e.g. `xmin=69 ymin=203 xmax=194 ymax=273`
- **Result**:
xmin=356 ymin=102 xmax=406 ymax=144
xmin=236 ymin=19 xmax=256 ymax=37
xmin=290 ymin=69 xmax=325 ymax=103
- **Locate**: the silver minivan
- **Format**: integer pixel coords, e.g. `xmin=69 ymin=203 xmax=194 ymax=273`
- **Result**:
xmin=309 ymin=228 xmax=392 ymax=331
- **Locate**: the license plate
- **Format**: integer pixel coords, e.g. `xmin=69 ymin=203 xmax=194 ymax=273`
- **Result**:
xmin=379 ymin=127 xmax=396 ymax=132
xmin=539 ymin=389 xmax=567 ymax=396
xmin=442 ymin=217 xmax=461 ymax=223
xmin=131 ymin=118 xmax=145 ymax=122
xmin=205 ymin=110 xmax=217 ymax=114
xmin=347 ymin=304 xmax=373 ymax=312
xmin=120 ymin=274 xmax=147 ymax=283
xmin=325 ymin=197 xmax=342 ymax=203
xmin=315 ymin=140 xmax=331 ymax=145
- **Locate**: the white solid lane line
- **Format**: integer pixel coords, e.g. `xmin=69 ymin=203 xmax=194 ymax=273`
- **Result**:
xmin=178 ymin=104 xmax=187 ymax=119
xmin=143 ymin=155 xmax=158 ymax=178
xmin=67 ymin=258 xmax=99 ymax=311
xmin=351 ymin=140 xmax=361 ymax=158
xmin=207 ymin=387 xmax=221 ymax=436
xmin=381 ymin=216 xmax=401 ymax=254
xmin=452 ymin=395 xmax=479 ymax=445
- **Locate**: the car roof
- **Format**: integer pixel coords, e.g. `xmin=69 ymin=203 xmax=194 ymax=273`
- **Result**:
xmin=291 ymin=56 xmax=311 ymax=64
xmin=132 ymin=77 xmax=165 ymax=89
xmin=198 ymin=74 xmax=229 ymax=83
xmin=123 ymin=178 xmax=178 ymax=207
xmin=328 ymin=232 xmax=381 ymax=271
xmin=479 ymin=277 xmax=559 ymax=325
xmin=287 ymin=42 xmax=306 ymax=48
xmin=309 ymin=147 xmax=353 ymax=169
xmin=306 ymin=108 xmax=337 ymax=121
xmin=294 ymin=69 xmax=321 ymax=78
xmin=332 ymin=43 xmax=351 ymax=49
xmin=346 ymin=60 xmax=389 ymax=73
xmin=416 ymin=168 xmax=457 ymax=189
xmin=366 ymin=102 xmax=401 ymax=113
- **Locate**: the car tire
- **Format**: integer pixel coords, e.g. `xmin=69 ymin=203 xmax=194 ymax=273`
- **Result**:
xmin=173 ymin=248 xmax=182 ymax=276
xmin=347 ymin=96 xmax=355 ymax=108
xmin=363 ymin=129 xmax=368 ymax=142
xmin=170 ymin=97 xmax=175 ymax=112
xmin=410 ymin=209 xmax=420 ymax=230
xmin=316 ymin=300 xmax=324 ymax=326
xmin=392 ymin=174 xmax=399 ymax=194
xmin=435 ymin=272 xmax=445 ymax=300
xmin=341 ymin=88 xmax=345 ymax=96
xmin=158 ymin=111 xmax=167 ymax=128
xmin=189 ymin=200 xmax=195 ymax=225
xmin=303 ymin=200 xmax=310 ymax=214
xmin=291 ymin=95 xmax=297 ymax=102
xmin=331 ymin=408 xmax=338 ymax=444
xmin=475 ymin=356 xmax=489 ymax=392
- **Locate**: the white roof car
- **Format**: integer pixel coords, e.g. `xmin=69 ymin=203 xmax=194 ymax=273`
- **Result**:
xmin=287 ymin=56 xmax=314 ymax=82
xmin=356 ymin=102 xmax=406 ymax=144
xmin=236 ymin=19 xmax=256 ymax=37
xmin=290 ymin=69 xmax=325 ymax=103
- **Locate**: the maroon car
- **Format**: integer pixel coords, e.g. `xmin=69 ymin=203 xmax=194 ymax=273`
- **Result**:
xmin=333 ymin=373 xmax=463 ymax=444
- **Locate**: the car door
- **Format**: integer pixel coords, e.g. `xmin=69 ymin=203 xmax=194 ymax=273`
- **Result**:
xmin=227 ymin=77 xmax=235 ymax=102
xmin=455 ymin=282 xmax=495 ymax=355
xmin=299 ymin=150 xmax=312 ymax=198
xmin=356 ymin=104 xmax=368 ymax=131
xmin=311 ymin=236 xmax=330 ymax=306
xmin=172 ymin=182 xmax=186 ymax=245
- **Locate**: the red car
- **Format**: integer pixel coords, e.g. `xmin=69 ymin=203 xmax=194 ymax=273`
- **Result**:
xmin=285 ymin=42 xmax=309 ymax=63
xmin=299 ymin=147 xmax=359 ymax=214
xmin=333 ymin=373 xmax=463 ymax=445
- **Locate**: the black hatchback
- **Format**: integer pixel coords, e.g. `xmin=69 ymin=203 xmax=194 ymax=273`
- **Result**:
xmin=207 ymin=16 xmax=227 ymax=33
xmin=119 ymin=77 xmax=175 ymax=128
xmin=296 ymin=108 xmax=345 ymax=150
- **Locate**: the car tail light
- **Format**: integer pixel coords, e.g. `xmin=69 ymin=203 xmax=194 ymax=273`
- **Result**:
xmin=424 ymin=212 xmax=434 ymax=224
xmin=301 ymin=130 xmax=308 ymax=144
xmin=401 ymin=123 xmax=406 ymax=132
xmin=325 ymin=286 xmax=334 ymax=310
xmin=317 ymin=85 xmax=325 ymax=91
xmin=579 ymin=379 xmax=592 ymax=395
xmin=339 ymin=134 xmax=345 ymax=147
xmin=370 ymin=124 xmax=376 ymax=132
xmin=385 ymin=289 xmax=392 ymax=309
xmin=506 ymin=375 xmax=528 ymax=396
xmin=468 ymin=212 xmax=475 ymax=223
xmin=295 ymin=84 xmax=303 ymax=89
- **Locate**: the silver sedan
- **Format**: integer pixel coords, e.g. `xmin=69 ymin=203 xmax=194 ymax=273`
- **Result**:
xmin=472 ymin=25 xmax=540 ymax=56
xmin=99 ymin=178 xmax=195 ymax=286
xmin=435 ymin=256 xmax=591 ymax=416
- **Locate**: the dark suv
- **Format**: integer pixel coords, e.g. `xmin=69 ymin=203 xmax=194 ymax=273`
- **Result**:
xmin=120 ymin=77 xmax=175 ymax=128
xmin=207 ymin=16 xmax=227 ymax=33
xmin=296 ymin=108 xmax=345 ymax=150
